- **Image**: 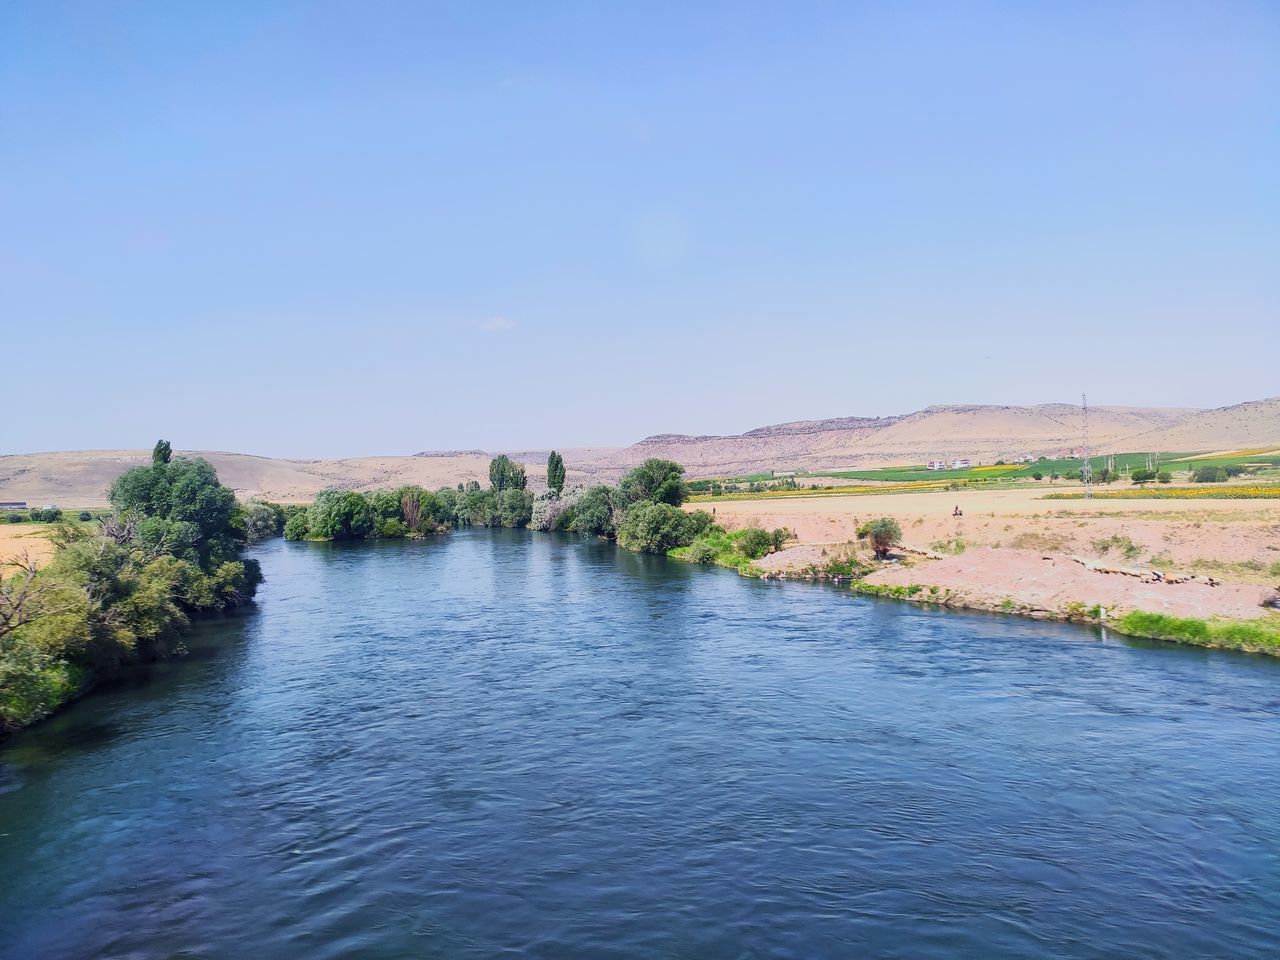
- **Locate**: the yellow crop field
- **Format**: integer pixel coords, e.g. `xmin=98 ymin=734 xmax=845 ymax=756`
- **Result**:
xmin=1045 ymin=486 xmax=1280 ymax=501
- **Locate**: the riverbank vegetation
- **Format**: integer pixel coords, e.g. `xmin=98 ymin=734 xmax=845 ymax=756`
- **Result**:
xmin=284 ymin=455 xmax=712 ymax=552
xmin=669 ymin=525 xmax=793 ymax=574
xmin=1 ymin=441 xmax=262 ymax=734
xmin=1112 ymin=611 xmax=1280 ymax=654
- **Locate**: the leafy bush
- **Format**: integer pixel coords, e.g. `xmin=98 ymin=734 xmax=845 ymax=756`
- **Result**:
xmin=736 ymin=527 xmax=773 ymax=560
xmin=1192 ymin=466 xmax=1229 ymax=483
xmin=78 ymin=511 xmax=93 ymax=522
xmin=616 ymin=502 xmax=708 ymax=553
xmin=241 ymin=500 xmax=286 ymax=542
xmin=283 ymin=512 xmax=310 ymax=540
xmin=377 ymin=518 xmax=409 ymax=538
xmin=568 ymin=485 xmax=618 ymax=537
xmin=687 ymin=540 xmax=718 ymax=564
xmin=7 ymin=513 xmax=22 ymax=524
xmin=1130 ymin=468 xmax=1156 ymax=483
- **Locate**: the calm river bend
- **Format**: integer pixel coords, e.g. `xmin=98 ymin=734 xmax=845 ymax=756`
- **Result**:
xmin=2 ymin=531 xmax=1278 ymax=959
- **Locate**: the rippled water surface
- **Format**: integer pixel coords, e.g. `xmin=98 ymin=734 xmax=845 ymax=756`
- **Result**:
xmin=2 ymin=531 xmax=1279 ymax=958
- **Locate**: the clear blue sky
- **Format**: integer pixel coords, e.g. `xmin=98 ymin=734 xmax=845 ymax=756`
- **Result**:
xmin=2 ymin=1 xmax=1276 ymax=457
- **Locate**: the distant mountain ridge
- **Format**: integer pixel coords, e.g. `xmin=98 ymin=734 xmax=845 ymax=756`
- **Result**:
xmin=2 ymin=398 xmax=1276 ymax=504
xmin=585 ymin=398 xmax=1278 ymax=478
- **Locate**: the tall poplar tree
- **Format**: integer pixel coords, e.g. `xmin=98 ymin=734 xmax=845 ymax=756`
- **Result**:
xmin=546 ymin=451 xmax=566 ymax=495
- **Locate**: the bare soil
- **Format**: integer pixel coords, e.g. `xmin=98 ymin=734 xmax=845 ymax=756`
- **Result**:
xmin=701 ymin=486 xmax=1280 ymax=623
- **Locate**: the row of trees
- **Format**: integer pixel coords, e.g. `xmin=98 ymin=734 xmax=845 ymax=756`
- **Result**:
xmin=1 ymin=441 xmax=263 ymax=732
xmin=286 ymin=453 xmax=698 ymax=546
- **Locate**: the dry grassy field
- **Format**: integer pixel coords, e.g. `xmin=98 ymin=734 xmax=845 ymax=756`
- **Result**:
xmin=0 ymin=524 xmax=56 ymax=567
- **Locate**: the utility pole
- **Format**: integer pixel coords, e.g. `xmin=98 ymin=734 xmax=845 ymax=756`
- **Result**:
xmin=1081 ymin=393 xmax=1092 ymax=499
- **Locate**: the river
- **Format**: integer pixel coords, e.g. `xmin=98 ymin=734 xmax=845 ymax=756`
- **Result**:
xmin=2 ymin=531 xmax=1278 ymax=958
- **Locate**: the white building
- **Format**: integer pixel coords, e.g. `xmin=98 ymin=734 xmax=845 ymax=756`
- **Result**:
xmin=927 ymin=460 xmax=948 ymax=471
xmin=951 ymin=458 xmax=972 ymax=469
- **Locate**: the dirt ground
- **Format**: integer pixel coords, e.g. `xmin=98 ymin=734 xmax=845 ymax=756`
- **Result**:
xmin=0 ymin=524 xmax=56 ymax=568
xmin=700 ymin=486 xmax=1280 ymax=579
xmin=864 ymin=548 xmax=1276 ymax=621
xmin=698 ymin=486 xmax=1280 ymax=622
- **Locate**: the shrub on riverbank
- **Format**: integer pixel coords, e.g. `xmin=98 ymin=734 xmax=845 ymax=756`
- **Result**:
xmin=669 ymin=525 xmax=792 ymax=573
xmin=617 ymin=502 xmax=711 ymax=553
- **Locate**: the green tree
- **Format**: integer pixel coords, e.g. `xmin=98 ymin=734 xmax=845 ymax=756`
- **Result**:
xmin=110 ymin=455 xmax=241 ymax=568
xmin=618 ymin=459 xmax=687 ymax=507
xmin=458 ymin=489 xmax=499 ymax=527
xmin=1130 ymin=468 xmax=1156 ymax=483
xmin=496 ymin=489 xmax=534 ymax=528
xmin=546 ymin=451 xmax=566 ymax=495
xmin=487 ymin=455 xmax=528 ymax=492
xmin=307 ymin=490 xmax=375 ymax=540
xmin=857 ymin=517 xmax=902 ymax=559
xmin=568 ymin=485 xmax=618 ymax=537
xmin=152 ymin=439 xmax=172 ymax=465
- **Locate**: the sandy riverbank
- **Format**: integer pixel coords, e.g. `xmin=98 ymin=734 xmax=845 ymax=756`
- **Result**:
xmin=697 ymin=486 xmax=1280 ymax=580
xmin=693 ymin=486 xmax=1280 ymax=630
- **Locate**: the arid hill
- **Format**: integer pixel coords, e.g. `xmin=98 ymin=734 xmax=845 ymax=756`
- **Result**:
xmin=583 ymin=402 xmax=1208 ymax=477
xmin=2 ymin=398 xmax=1276 ymax=505
xmin=1115 ymin=397 xmax=1280 ymax=453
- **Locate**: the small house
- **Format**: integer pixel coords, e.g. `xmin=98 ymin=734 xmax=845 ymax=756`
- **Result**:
xmin=0 ymin=501 xmax=27 ymax=510
xmin=927 ymin=460 xmax=948 ymax=471
xmin=951 ymin=458 xmax=972 ymax=470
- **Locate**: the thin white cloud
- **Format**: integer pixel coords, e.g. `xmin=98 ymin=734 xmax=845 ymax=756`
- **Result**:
xmin=477 ymin=316 xmax=517 ymax=333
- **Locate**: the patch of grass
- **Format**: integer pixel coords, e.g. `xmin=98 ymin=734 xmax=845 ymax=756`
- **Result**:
xmin=851 ymin=581 xmax=926 ymax=600
xmin=1114 ymin=611 xmax=1280 ymax=654
xmin=930 ymin=536 xmax=967 ymax=555
xmin=1090 ymin=534 xmax=1143 ymax=560
xmin=1009 ymin=531 xmax=1070 ymax=552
